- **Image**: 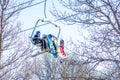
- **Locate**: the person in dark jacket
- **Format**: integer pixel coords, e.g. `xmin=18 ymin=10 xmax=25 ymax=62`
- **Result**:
xmin=33 ymin=31 xmax=42 ymax=45
xmin=33 ymin=31 xmax=47 ymax=52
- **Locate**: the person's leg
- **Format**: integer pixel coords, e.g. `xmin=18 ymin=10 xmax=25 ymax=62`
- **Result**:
xmin=52 ymin=40 xmax=58 ymax=54
xmin=40 ymin=39 xmax=44 ymax=52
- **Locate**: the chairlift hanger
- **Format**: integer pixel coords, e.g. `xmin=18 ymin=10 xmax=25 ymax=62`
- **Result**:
xmin=30 ymin=18 xmax=61 ymax=57
xmin=30 ymin=18 xmax=61 ymax=40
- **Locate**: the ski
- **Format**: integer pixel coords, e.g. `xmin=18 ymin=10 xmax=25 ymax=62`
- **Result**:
xmin=31 ymin=51 xmax=47 ymax=57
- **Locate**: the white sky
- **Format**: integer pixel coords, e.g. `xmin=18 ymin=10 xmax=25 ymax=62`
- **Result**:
xmin=18 ymin=0 xmax=88 ymax=44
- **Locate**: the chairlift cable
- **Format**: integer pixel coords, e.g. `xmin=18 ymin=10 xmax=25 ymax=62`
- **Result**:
xmin=5 ymin=1 xmax=45 ymax=15
xmin=44 ymin=0 xmax=47 ymax=18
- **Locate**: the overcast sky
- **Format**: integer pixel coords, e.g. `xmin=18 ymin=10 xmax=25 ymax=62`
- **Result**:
xmin=18 ymin=0 xmax=88 ymax=44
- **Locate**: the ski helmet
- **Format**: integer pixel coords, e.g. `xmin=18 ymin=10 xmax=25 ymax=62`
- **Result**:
xmin=36 ymin=31 xmax=41 ymax=35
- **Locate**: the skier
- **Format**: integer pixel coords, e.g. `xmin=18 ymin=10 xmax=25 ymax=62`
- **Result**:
xmin=41 ymin=34 xmax=49 ymax=52
xmin=46 ymin=34 xmax=58 ymax=58
xmin=60 ymin=39 xmax=66 ymax=56
xmin=32 ymin=31 xmax=48 ymax=52
xmin=32 ymin=31 xmax=42 ymax=45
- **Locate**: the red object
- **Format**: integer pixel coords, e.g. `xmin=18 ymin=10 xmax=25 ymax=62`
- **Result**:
xmin=60 ymin=46 xmax=66 ymax=56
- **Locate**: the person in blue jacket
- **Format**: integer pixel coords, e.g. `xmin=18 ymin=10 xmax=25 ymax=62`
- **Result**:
xmin=46 ymin=34 xmax=58 ymax=58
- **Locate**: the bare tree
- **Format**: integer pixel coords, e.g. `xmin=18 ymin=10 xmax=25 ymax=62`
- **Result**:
xmin=50 ymin=0 xmax=120 ymax=79
xmin=30 ymin=52 xmax=97 ymax=80
xmin=0 ymin=0 xmax=39 ymax=79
